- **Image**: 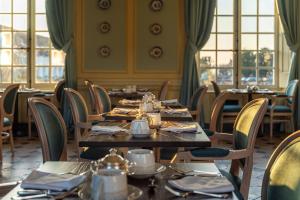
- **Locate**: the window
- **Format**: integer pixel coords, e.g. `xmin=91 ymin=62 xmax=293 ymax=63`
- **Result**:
xmin=196 ymin=0 xmax=277 ymax=88
xmin=0 ymin=0 xmax=64 ymax=88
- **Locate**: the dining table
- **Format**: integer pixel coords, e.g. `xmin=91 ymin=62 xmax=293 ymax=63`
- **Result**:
xmin=3 ymin=161 xmax=238 ymax=200
xmin=226 ymin=88 xmax=275 ymax=102
xmin=108 ymin=89 xmax=149 ymax=100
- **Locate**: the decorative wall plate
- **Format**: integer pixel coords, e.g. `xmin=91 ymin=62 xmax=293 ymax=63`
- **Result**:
xmin=149 ymin=0 xmax=163 ymax=12
xmin=98 ymin=46 xmax=111 ymax=57
xmin=149 ymin=23 xmax=162 ymax=35
xmin=98 ymin=22 xmax=111 ymax=33
xmin=98 ymin=0 xmax=111 ymax=10
xmin=149 ymin=46 xmax=163 ymax=59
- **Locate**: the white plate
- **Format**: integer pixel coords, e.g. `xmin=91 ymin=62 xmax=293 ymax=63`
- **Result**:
xmin=129 ymin=163 xmax=166 ymax=179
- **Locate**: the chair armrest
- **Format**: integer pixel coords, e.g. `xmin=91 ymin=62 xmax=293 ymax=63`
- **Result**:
xmin=76 ymin=122 xmax=92 ymax=129
xmin=88 ymin=114 xmax=103 ymax=121
xmin=213 ymin=132 xmax=233 ymax=143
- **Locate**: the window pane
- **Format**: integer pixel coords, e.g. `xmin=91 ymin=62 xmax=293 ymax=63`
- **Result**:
xmin=241 ymin=17 xmax=257 ymax=33
xmin=51 ymin=67 xmax=64 ymax=82
xmin=217 ymin=0 xmax=233 ymax=15
xmin=35 ymin=0 xmax=45 ymax=13
xmin=0 ymin=14 xmax=11 ymax=30
xmin=13 ymin=14 xmax=27 ymax=30
xmin=35 ymin=14 xmax=48 ymax=31
xmin=259 ymin=0 xmax=274 ymax=15
xmin=258 ymin=50 xmax=274 ymax=67
xmin=259 ymin=17 xmax=274 ymax=33
xmin=241 ymin=69 xmax=257 ymax=85
xmin=0 ymin=0 xmax=11 ymax=13
xmin=241 ymin=51 xmax=257 ymax=67
xmin=258 ymin=69 xmax=274 ymax=85
xmin=13 ymin=49 xmax=27 ymax=65
xmin=259 ymin=34 xmax=274 ymax=50
xmin=217 ymin=69 xmax=233 ymax=85
xmin=202 ymin=34 xmax=216 ymax=50
xmin=13 ymin=67 xmax=26 ymax=83
xmin=35 ymin=49 xmax=49 ymax=65
xmin=13 ymin=0 xmax=27 ymax=13
xmin=199 ymin=69 xmax=216 ymax=85
xmin=217 ymin=51 xmax=233 ymax=68
xmin=0 ymin=32 xmax=11 ymax=48
xmin=51 ymin=50 xmax=65 ymax=66
xmin=241 ymin=0 xmax=257 ymax=15
xmin=217 ymin=34 xmax=233 ymax=50
xmin=0 ymin=49 xmax=11 ymax=65
xmin=217 ymin=17 xmax=233 ymax=33
xmin=199 ymin=51 xmax=216 ymax=68
xmin=241 ymin=34 xmax=257 ymax=50
xmin=0 ymin=67 xmax=11 ymax=82
xmin=35 ymin=32 xmax=49 ymax=48
xmin=13 ymin=32 xmax=27 ymax=48
xmin=35 ymin=67 xmax=49 ymax=83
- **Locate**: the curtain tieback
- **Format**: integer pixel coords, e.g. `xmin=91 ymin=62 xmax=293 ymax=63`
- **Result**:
xmin=62 ymin=37 xmax=73 ymax=52
xmin=187 ymin=39 xmax=198 ymax=53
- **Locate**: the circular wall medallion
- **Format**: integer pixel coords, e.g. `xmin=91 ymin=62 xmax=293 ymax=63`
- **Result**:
xmin=98 ymin=46 xmax=111 ymax=57
xmin=149 ymin=46 xmax=163 ymax=59
xmin=98 ymin=22 xmax=111 ymax=33
xmin=149 ymin=23 xmax=162 ymax=35
xmin=149 ymin=0 xmax=163 ymax=12
xmin=98 ymin=0 xmax=111 ymax=10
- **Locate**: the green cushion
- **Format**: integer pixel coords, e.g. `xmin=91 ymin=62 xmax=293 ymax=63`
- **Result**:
xmin=71 ymin=93 xmax=88 ymax=123
xmin=220 ymin=169 xmax=243 ymax=200
xmin=267 ymin=140 xmax=300 ymax=200
xmin=80 ymin=147 xmax=110 ymax=160
xmin=268 ymin=105 xmax=292 ymax=113
xmin=190 ymin=148 xmax=230 ymax=157
xmin=96 ymin=87 xmax=111 ymax=113
xmin=223 ymin=105 xmax=242 ymax=113
xmin=285 ymin=80 xmax=298 ymax=104
xmin=160 ymin=148 xmax=178 ymax=160
xmin=4 ymin=87 xmax=18 ymax=115
xmin=189 ymin=87 xmax=206 ymax=111
xmin=3 ymin=117 xmax=11 ymax=127
xmin=35 ymin=103 xmax=65 ymax=161
xmin=203 ymin=128 xmax=214 ymax=137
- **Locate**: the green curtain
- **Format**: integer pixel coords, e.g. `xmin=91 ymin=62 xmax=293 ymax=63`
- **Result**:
xmin=277 ymin=0 xmax=300 ymax=128
xmin=179 ymin=0 xmax=216 ymax=105
xmin=45 ymin=0 xmax=75 ymax=129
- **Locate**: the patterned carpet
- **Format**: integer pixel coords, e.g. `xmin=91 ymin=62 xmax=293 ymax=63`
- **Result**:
xmin=0 ymin=134 xmax=286 ymax=200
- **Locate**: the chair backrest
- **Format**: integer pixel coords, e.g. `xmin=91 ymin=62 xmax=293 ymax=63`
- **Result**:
xmin=189 ymin=85 xmax=208 ymax=125
xmin=54 ymin=80 xmax=66 ymax=107
xmin=158 ymin=81 xmax=170 ymax=101
xmin=92 ymin=85 xmax=111 ymax=114
xmin=211 ymin=81 xmax=221 ymax=97
xmin=2 ymin=84 xmax=19 ymax=117
xmin=261 ymin=130 xmax=300 ymax=200
xmin=84 ymin=79 xmax=97 ymax=114
xmin=285 ymin=79 xmax=299 ymax=105
xmin=28 ymin=97 xmax=67 ymax=162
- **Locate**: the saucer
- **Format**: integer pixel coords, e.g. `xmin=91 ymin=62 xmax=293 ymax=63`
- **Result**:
xmin=131 ymin=133 xmax=150 ymax=138
xmin=129 ymin=163 xmax=166 ymax=179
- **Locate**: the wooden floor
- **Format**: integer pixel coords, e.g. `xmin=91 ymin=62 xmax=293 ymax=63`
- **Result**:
xmin=0 ymin=134 xmax=286 ymax=200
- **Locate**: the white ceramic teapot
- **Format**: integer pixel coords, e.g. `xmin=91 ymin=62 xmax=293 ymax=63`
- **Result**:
xmin=130 ymin=118 xmax=150 ymax=138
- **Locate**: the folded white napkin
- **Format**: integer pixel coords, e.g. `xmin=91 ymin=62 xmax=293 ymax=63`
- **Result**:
xmin=119 ymin=99 xmax=141 ymax=105
xmin=112 ymin=108 xmax=139 ymax=114
xmin=168 ymin=176 xmax=234 ymax=193
xmin=21 ymin=170 xmax=86 ymax=191
xmin=161 ymin=99 xmax=179 ymax=104
xmin=161 ymin=108 xmax=188 ymax=115
xmin=91 ymin=125 xmax=128 ymax=134
xmin=160 ymin=123 xmax=198 ymax=133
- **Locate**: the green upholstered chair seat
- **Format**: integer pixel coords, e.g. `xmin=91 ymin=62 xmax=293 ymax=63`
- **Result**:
xmin=91 ymin=120 xmax=100 ymax=126
xmin=80 ymin=147 xmax=110 ymax=160
xmin=220 ymin=169 xmax=243 ymax=200
xmin=223 ymin=105 xmax=242 ymax=113
xmin=203 ymin=128 xmax=215 ymax=137
xmin=190 ymin=148 xmax=230 ymax=157
xmin=267 ymin=105 xmax=292 ymax=113
xmin=3 ymin=117 xmax=12 ymax=127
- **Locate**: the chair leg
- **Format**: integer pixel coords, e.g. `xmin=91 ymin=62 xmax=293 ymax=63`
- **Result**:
xmin=290 ymin=117 xmax=295 ymax=133
xmin=0 ymin=134 xmax=3 ymax=162
xmin=28 ymin=110 xmax=32 ymax=139
xmin=9 ymin=129 xmax=14 ymax=155
xmin=269 ymin=117 xmax=273 ymax=140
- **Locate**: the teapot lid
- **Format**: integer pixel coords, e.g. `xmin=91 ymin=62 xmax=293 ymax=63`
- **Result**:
xmin=99 ymin=148 xmax=127 ymax=166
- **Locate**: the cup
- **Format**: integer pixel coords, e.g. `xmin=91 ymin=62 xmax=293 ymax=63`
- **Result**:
xmin=130 ymin=119 xmax=150 ymax=136
xmin=91 ymin=169 xmax=128 ymax=200
xmin=147 ymin=113 xmax=161 ymax=127
xmin=126 ymin=149 xmax=155 ymax=174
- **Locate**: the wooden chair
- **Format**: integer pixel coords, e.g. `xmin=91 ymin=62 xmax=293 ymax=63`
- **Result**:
xmin=266 ymin=79 xmax=299 ymax=139
xmin=172 ymin=98 xmax=268 ymax=200
xmin=84 ymin=79 xmax=97 ymax=114
xmin=92 ymin=85 xmax=112 ymax=115
xmin=188 ymin=85 xmax=208 ymax=125
xmin=64 ymin=88 xmax=109 ymax=160
xmin=261 ymin=130 xmax=300 ymax=200
xmin=158 ymin=81 xmax=170 ymax=101
xmin=0 ymin=84 xmax=19 ymax=161
xmin=28 ymin=80 xmax=66 ymax=139
xmin=28 ymin=97 xmax=67 ymax=162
